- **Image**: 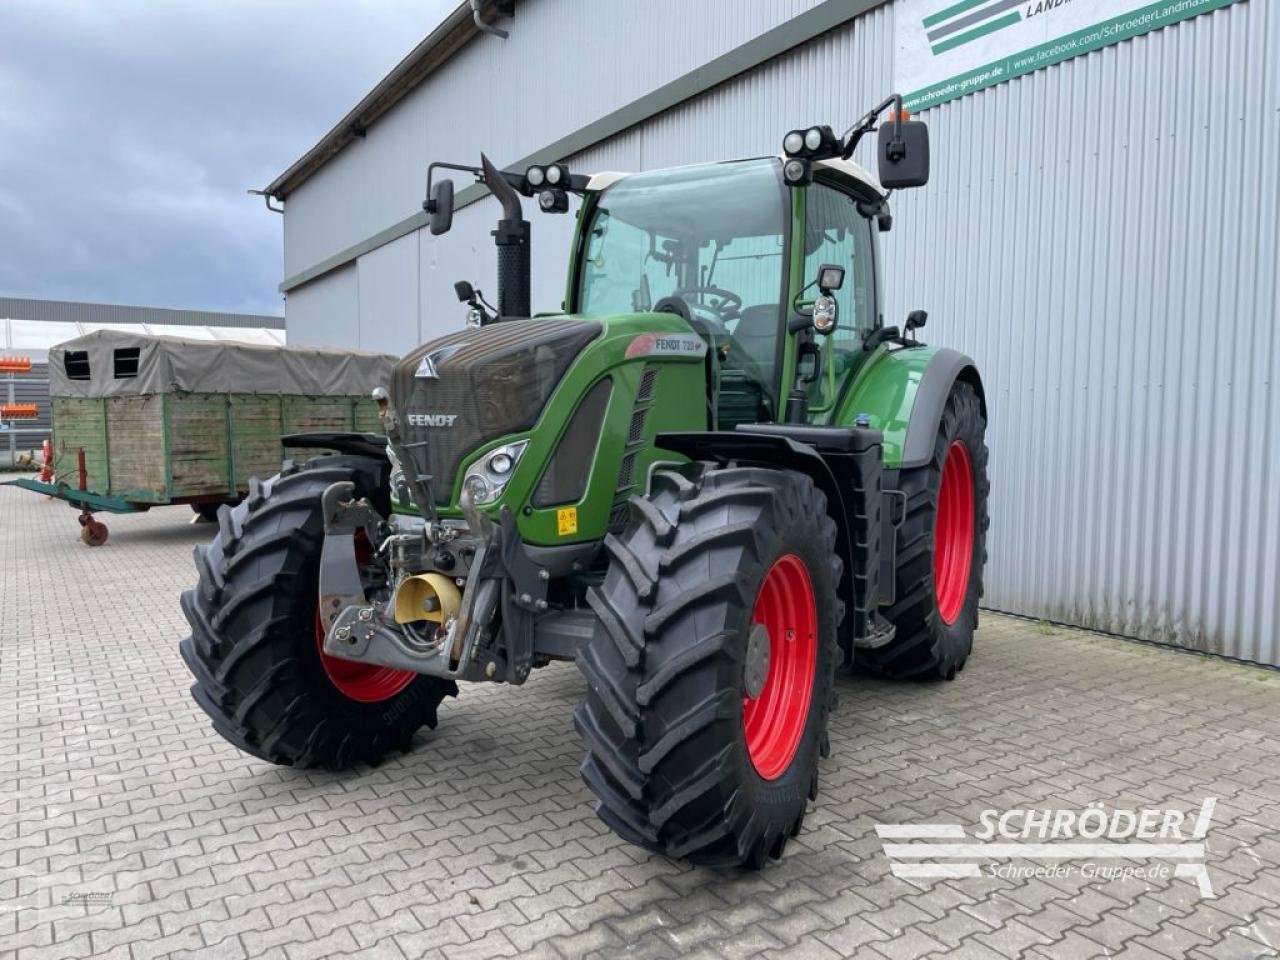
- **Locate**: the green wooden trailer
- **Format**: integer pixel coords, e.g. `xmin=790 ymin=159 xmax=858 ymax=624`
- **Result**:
xmin=5 ymin=330 xmax=393 ymax=544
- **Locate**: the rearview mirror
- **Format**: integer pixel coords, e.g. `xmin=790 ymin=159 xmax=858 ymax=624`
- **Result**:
xmin=877 ymin=119 xmax=930 ymax=189
xmin=427 ymin=179 xmax=454 ymax=235
xmin=796 ymin=342 xmax=822 ymax=382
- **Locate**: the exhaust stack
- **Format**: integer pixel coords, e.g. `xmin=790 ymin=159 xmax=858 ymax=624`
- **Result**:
xmin=480 ymin=153 xmax=531 ymax=319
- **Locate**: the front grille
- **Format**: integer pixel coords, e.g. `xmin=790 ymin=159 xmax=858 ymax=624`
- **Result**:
xmin=390 ymin=319 xmax=601 ymax=503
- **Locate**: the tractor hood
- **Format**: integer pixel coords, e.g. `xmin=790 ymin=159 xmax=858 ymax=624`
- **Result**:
xmin=390 ymin=318 xmax=603 ymax=505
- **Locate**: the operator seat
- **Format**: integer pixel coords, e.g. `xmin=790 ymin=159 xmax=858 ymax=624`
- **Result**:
xmin=717 ymin=304 xmax=778 ymax=429
xmin=730 ymin=304 xmax=781 ymax=372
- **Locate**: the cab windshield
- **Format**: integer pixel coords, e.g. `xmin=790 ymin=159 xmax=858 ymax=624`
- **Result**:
xmin=577 ymin=159 xmax=788 ymax=411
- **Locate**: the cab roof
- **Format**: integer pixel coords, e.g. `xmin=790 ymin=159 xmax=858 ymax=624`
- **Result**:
xmin=585 ymin=155 xmax=884 ymax=197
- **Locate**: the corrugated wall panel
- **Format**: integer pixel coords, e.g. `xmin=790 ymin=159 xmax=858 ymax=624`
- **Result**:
xmin=286 ymin=264 xmax=359 ymax=348
xmin=283 ymin=0 xmax=829 ymax=276
xmin=882 ymin=0 xmax=1279 ymax=663
xmin=357 ymin=233 xmax=420 ymax=355
xmin=283 ymin=0 xmax=1278 ymax=664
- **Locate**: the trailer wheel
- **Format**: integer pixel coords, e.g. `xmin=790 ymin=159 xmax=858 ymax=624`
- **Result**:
xmin=179 ymin=455 xmax=456 ymax=769
xmin=866 ymin=380 xmax=989 ymax=680
xmin=79 ymin=516 xmax=108 ymax=546
xmin=192 ymin=503 xmax=221 ymax=523
xmin=575 ymin=464 xmax=843 ymax=867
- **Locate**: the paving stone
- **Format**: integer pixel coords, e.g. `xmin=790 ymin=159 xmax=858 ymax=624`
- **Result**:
xmin=4 ymin=489 xmax=1280 ymax=960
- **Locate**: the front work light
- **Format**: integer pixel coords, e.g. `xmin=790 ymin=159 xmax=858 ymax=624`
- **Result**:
xmin=782 ymin=124 xmax=840 ymax=160
xmin=538 ymin=189 xmax=570 ymax=213
xmin=525 ymin=162 xmax=570 ymax=194
xmin=783 ymin=158 xmax=812 ymax=186
xmin=817 ymin=264 xmax=846 ymax=293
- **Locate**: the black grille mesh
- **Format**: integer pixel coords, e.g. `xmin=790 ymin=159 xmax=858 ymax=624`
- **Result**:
xmin=637 ymin=367 xmax=657 ymax=401
xmin=391 ymin=319 xmax=601 ymax=504
xmin=627 ymin=407 xmax=647 ymax=444
xmin=616 ymin=452 xmax=636 ymax=490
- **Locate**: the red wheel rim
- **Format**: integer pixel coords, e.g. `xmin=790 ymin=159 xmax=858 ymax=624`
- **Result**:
xmin=742 ymin=554 xmax=818 ymax=781
xmin=934 ymin=440 xmax=975 ymax=625
xmin=314 ymin=536 xmax=415 ymax=703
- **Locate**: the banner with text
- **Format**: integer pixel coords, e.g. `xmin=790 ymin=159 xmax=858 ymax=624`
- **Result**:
xmin=895 ymin=0 xmax=1244 ymax=113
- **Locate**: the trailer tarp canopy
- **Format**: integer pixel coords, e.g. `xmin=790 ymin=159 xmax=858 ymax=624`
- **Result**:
xmin=48 ymin=329 xmax=394 ymax=398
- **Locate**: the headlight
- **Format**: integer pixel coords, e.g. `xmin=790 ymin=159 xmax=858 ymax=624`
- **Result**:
xmin=804 ymin=127 xmax=823 ymax=151
xmin=783 ymin=131 xmax=804 ymax=155
xmin=461 ymin=440 xmax=529 ymax=505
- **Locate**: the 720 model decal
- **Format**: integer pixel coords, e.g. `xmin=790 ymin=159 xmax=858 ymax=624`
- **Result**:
xmin=625 ymin=332 xmax=708 ymax=360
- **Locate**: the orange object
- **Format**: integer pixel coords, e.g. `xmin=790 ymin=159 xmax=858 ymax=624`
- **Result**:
xmin=40 ymin=439 xmax=54 ymax=483
xmin=1 ymin=403 xmax=38 ymax=419
xmin=0 ymin=356 xmax=33 ymax=373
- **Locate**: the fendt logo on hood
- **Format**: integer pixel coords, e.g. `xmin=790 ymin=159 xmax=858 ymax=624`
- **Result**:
xmin=406 ymin=413 xmax=458 ymax=428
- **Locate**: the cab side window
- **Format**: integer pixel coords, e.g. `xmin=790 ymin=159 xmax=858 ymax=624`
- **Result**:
xmin=802 ymin=182 xmax=875 ymax=409
xmin=802 ymin=182 xmax=874 ymax=339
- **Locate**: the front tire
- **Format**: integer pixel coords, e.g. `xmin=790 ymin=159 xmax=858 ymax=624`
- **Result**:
xmin=179 ymin=455 xmax=457 ymax=769
xmin=575 ymin=464 xmax=843 ymax=867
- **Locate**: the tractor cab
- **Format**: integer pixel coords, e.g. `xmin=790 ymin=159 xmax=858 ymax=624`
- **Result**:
xmin=570 ymin=155 xmax=885 ymax=430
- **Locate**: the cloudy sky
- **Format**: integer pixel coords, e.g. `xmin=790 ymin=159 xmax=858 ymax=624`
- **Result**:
xmin=0 ymin=0 xmax=454 ymax=317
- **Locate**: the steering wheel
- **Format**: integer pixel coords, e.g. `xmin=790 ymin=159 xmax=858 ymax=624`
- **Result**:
xmin=671 ymin=285 xmax=743 ymax=323
xmin=653 ymin=293 xmax=766 ymax=385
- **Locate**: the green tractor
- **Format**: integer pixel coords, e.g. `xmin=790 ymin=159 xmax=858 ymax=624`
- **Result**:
xmin=181 ymin=95 xmax=988 ymax=867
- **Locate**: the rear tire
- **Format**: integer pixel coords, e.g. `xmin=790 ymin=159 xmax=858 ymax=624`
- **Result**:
xmin=864 ymin=380 xmax=989 ymax=680
xmin=179 ymin=455 xmax=457 ymax=769
xmin=575 ymin=464 xmax=843 ymax=867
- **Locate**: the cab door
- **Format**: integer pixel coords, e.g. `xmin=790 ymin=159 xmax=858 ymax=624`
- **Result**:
xmin=798 ymin=180 xmax=877 ymax=422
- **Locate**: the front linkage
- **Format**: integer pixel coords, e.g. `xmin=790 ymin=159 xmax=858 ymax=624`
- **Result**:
xmin=316 ymin=387 xmax=583 ymax=688
xmin=317 ymin=481 xmax=549 ymax=686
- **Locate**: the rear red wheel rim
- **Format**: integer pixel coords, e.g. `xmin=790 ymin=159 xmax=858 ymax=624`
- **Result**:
xmin=743 ymin=554 xmax=818 ymax=781
xmin=934 ymin=440 xmax=975 ymax=625
xmin=314 ymin=536 xmax=416 ymax=703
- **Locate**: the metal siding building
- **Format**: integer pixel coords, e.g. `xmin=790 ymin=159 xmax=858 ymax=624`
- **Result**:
xmin=269 ymin=0 xmax=1279 ymax=665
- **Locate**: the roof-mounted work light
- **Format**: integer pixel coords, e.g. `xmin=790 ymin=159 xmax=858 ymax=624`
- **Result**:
xmin=781 ymin=124 xmax=839 ymax=187
xmin=782 ymin=157 xmax=813 ymax=186
xmin=524 ymin=163 xmax=570 ymax=195
xmin=782 ymin=125 xmax=840 ymax=160
xmin=538 ymin=189 xmax=569 ymax=213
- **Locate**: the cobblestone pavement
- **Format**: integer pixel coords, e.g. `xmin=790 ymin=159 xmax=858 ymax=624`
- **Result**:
xmin=3 ymin=485 xmax=1279 ymax=960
